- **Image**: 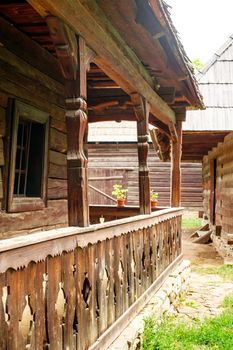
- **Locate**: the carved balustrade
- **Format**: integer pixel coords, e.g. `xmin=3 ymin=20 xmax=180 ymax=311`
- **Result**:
xmin=0 ymin=208 xmax=182 ymax=349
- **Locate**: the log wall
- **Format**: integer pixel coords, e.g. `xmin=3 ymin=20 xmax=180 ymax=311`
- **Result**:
xmin=88 ymin=143 xmax=203 ymax=209
xmin=203 ymin=132 xmax=233 ymax=259
xmin=0 ymin=208 xmax=182 ymax=350
xmin=0 ymin=46 xmax=68 ymax=238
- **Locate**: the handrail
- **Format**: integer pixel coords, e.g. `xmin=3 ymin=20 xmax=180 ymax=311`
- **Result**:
xmin=89 ymin=184 xmax=117 ymax=202
xmin=0 ymin=207 xmax=183 ymax=273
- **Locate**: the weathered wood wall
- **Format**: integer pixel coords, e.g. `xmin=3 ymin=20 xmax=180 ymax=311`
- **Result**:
xmin=0 ymin=209 xmax=182 ymax=350
xmin=88 ymin=143 xmax=203 ymax=209
xmin=203 ymin=132 xmax=233 ymax=249
xmin=0 ymin=45 xmax=69 ymax=238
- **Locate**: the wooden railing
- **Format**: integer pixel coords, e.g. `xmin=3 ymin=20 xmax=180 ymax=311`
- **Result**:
xmin=89 ymin=204 xmax=167 ymax=223
xmin=0 ymin=208 xmax=182 ymax=350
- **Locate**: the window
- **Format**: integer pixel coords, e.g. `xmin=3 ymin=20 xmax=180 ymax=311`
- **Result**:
xmin=7 ymin=101 xmax=49 ymax=212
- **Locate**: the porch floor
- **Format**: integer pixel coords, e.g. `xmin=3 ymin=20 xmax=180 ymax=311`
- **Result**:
xmin=108 ymin=219 xmax=233 ymax=350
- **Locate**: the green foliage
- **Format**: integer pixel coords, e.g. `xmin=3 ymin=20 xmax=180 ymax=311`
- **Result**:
xmin=181 ymin=217 xmax=202 ymax=230
xmin=112 ymin=184 xmax=128 ymax=200
xmin=193 ymin=265 xmax=233 ymax=283
xmin=150 ymin=190 xmax=159 ymax=201
xmin=223 ymin=293 xmax=233 ymax=308
xmin=142 ymin=293 xmax=233 ymax=350
xmin=192 ymin=58 xmax=204 ymax=72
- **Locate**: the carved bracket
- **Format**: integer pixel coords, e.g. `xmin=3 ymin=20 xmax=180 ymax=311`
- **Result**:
xmin=46 ymin=16 xmax=78 ymax=80
xmin=150 ymin=128 xmax=171 ymax=162
xmin=131 ymin=93 xmax=150 ymax=123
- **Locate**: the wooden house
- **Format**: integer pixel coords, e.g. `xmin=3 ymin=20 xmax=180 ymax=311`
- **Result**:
xmin=185 ymin=36 xmax=233 ymax=263
xmin=0 ymin=1 xmax=203 ymax=348
xmin=88 ymin=122 xmax=203 ymax=210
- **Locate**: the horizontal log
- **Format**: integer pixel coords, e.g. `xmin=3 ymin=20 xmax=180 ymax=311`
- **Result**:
xmin=0 ymin=76 xmax=65 ymax=120
xmin=50 ymin=128 xmax=67 ymax=153
xmin=0 ymin=59 xmax=64 ymax=108
xmin=48 ymin=178 xmax=67 ymax=199
xmin=0 ymin=46 xmax=64 ymax=96
xmin=0 ymin=90 xmax=8 ymax=108
xmin=51 ymin=115 xmax=66 ymax=133
xmin=0 ymin=199 xmax=68 ymax=236
xmin=50 ymin=150 xmax=66 ymax=166
xmin=0 ymin=15 xmax=62 ymax=82
xmin=89 ymin=176 xmax=124 ymax=181
xmin=0 ymin=138 xmax=4 ymax=166
xmin=0 ymin=106 xmax=5 ymax=137
xmin=49 ymin=163 xmax=67 ymax=179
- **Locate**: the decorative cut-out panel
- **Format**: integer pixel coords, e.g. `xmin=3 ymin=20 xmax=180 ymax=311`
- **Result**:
xmin=82 ymin=274 xmax=91 ymax=308
xmin=118 ymin=261 xmax=124 ymax=286
xmin=55 ymin=282 xmax=66 ymax=319
xmin=19 ymin=296 xmax=33 ymax=340
xmin=0 ymin=212 xmax=182 ymax=349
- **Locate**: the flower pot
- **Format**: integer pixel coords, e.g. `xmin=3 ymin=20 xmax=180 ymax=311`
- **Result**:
xmin=117 ymin=199 xmax=125 ymax=207
xmin=151 ymin=199 xmax=158 ymax=208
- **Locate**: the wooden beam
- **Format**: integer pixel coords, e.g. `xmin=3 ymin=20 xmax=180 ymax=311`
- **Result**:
xmin=150 ymin=128 xmax=170 ymax=162
xmin=157 ymin=87 xmax=176 ymax=104
xmin=88 ymin=111 xmax=135 ymax=123
xmin=170 ymin=112 xmax=185 ymax=207
xmin=168 ymin=122 xmax=178 ymax=143
xmin=46 ymin=16 xmax=78 ymax=80
xmin=27 ymin=0 xmax=175 ymax=126
xmin=132 ymin=94 xmax=151 ymax=214
xmin=0 ymin=16 xmax=62 ymax=82
xmin=89 ymin=184 xmax=117 ymax=203
xmin=47 ymin=16 xmax=89 ymax=226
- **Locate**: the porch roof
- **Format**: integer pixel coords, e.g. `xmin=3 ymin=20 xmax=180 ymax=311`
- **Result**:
xmin=0 ymin=0 xmax=203 ymax=138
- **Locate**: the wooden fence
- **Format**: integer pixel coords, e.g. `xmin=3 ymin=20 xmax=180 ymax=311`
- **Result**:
xmin=0 ymin=208 xmax=182 ymax=349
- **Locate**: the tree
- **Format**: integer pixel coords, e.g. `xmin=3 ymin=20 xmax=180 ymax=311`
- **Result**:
xmin=191 ymin=58 xmax=204 ymax=72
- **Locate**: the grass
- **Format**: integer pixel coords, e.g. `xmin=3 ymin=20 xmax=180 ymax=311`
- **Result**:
xmin=192 ymin=265 xmax=233 ymax=283
xmin=142 ymin=293 xmax=233 ymax=350
xmin=182 ymin=217 xmax=202 ymax=230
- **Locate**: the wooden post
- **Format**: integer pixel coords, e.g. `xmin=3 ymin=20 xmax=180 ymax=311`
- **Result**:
xmin=47 ymin=17 xmax=89 ymax=226
xmin=65 ymin=38 xmax=89 ymax=227
xmin=170 ymin=110 xmax=186 ymax=207
xmin=132 ymin=94 xmax=151 ymax=214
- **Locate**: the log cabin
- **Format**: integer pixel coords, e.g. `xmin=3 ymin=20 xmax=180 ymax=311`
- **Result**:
xmin=88 ymin=121 xmax=203 ymax=210
xmin=184 ymin=36 xmax=233 ymax=263
xmin=0 ymin=1 xmax=203 ymax=348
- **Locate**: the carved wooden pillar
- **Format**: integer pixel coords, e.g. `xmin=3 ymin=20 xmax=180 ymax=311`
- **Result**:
xmin=170 ymin=110 xmax=186 ymax=207
xmin=132 ymin=94 xmax=151 ymax=214
xmin=47 ymin=17 xmax=89 ymax=226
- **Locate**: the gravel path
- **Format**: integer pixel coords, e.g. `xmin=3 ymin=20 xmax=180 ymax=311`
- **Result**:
xmin=175 ymin=271 xmax=233 ymax=321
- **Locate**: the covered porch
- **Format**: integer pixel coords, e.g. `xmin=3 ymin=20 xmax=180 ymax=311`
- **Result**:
xmin=0 ymin=0 xmax=203 ymax=348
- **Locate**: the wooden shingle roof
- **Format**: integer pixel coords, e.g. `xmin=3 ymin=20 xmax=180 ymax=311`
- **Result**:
xmin=184 ymin=35 xmax=233 ymax=131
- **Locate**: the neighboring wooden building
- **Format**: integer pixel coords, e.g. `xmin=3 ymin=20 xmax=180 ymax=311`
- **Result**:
xmin=0 ymin=1 xmax=203 ymax=349
xmin=88 ymin=122 xmax=203 ymax=210
xmin=184 ymin=36 xmax=233 ymax=262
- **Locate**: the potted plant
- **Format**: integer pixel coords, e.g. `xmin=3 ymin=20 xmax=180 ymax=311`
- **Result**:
xmin=112 ymin=184 xmax=128 ymax=207
xmin=150 ymin=190 xmax=159 ymax=208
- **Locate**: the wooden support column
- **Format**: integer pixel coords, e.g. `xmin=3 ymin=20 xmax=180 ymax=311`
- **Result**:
xmin=132 ymin=94 xmax=151 ymax=214
xmin=170 ymin=110 xmax=186 ymax=207
xmin=47 ymin=17 xmax=89 ymax=226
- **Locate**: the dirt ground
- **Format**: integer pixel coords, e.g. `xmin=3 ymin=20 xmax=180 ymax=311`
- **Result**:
xmin=182 ymin=228 xmax=223 ymax=267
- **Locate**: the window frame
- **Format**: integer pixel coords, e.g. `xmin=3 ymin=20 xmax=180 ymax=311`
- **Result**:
xmin=7 ymin=101 xmax=49 ymax=213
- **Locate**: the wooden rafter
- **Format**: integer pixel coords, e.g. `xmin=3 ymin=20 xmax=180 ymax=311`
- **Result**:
xmin=26 ymin=0 xmax=176 ymax=127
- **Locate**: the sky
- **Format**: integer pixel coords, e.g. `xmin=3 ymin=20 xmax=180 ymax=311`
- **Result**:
xmin=166 ymin=0 xmax=233 ymax=64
